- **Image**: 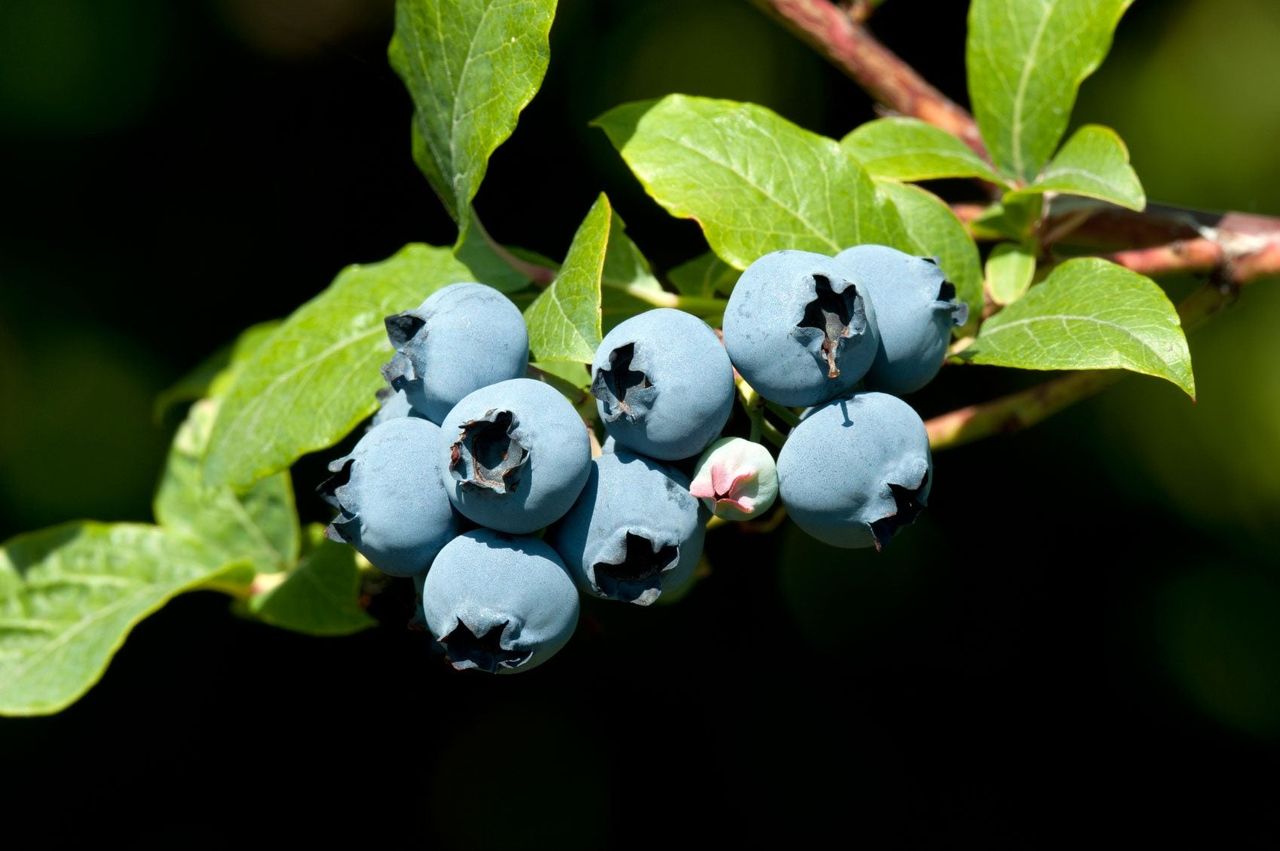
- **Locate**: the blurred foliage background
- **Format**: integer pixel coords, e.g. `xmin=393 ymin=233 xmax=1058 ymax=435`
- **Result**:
xmin=1 ymin=0 xmax=1278 ymax=844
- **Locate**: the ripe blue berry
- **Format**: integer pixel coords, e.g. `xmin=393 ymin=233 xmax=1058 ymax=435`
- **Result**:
xmin=382 ymin=283 xmax=529 ymax=424
xmin=440 ymin=377 xmax=591 ymax=534
xmin=371 ymin=386 xmax=427 ymax=427
xmin=319 ymin=417 xmax=459 ymax=577
xmin=723 ymin=250 xmax=880 ymax=407
xmin=423 ymin=529 xmax=579 ymax=674
xmin=777 ymin=392 xmax=931 ymax=550
xmin=551 ymin=448 xmax=706 ymax=606
xmin=833 ymin=245 xmax=968 ymax=394
xmin=591 ymin=308 xmax=734 ymax=461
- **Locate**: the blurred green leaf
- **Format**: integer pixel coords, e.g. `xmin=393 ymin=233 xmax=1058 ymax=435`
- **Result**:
xmin=524 ymin=195 xmax=609 ymax=365
xmin=248 ymin=527 xmax=374 ymax=637
xmin=155 ymin=398 xmax=298 ymax=572
xmin=970 ymin=193 xmax=1043 ymax=241
xmin=0 ymin=522 xmax=242 ymax=716
xmin=967 ymin=0 xmax=1132 ymax=181
xmin=203 ymin=245 xmax=473 ymax=489
xmin=594 ymin=95 xmax=901 ymax=269
xmin=390 ymin=0 xmax=557 ymax=227
xmin=842 ymin=117 xmax=1007 ymax=186
xmin=1018 ymin=124 xmax=1145 ymax=210
xmin=984 ymin=241 xmax=1037 ymax=306
xmin=877 ymin=181 xmax=983 ymax=332
xmin=962 ymin=257 xmax=1194 ymax=397
xmin=668 ymin=252 xmax=738 ymax=299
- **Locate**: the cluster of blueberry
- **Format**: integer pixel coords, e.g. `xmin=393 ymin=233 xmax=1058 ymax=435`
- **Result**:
xmin=320 ymin=244 xmax=964 ymax=674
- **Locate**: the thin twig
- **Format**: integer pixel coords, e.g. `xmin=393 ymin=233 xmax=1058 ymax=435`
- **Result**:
xmin=926 ymin=263 xmax=1262 ymax=451
xmin=751 ymin=0 xmax=987 ymax=157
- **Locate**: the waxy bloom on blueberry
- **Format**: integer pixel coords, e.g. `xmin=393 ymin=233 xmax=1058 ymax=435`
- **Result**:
xmin=591 ymin=308 xmax=734 ymax=460
xmin=689 ymin=437 xmax=778 ymax=521
xmin=382 ymin=282 xmax=529 ymax=424
xmin=551 ymin=448 xmax=706 ymax=606
xmin=777 ymin=392 xmax=932 ymax=550
xmin=833 ymin=244 xmax=968 ymax=395
xmin=318 ymin=417 xmax=459 ymax=577
xmin=722 ymin=250 xmax=880 ymax=407
xmin=439 ymin=377 xmax=591 ymax=534
xmin=423 ymin=530 xmax=579 ymax=675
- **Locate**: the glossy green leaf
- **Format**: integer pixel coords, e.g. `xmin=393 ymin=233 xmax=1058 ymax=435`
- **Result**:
xmin=390 ymin=0 xmax=557 ymax=226
xmin=595 ymin=95 xmax=901 ymax=269
xmin=248 ymin=527 xmax=374 ymax=637
xmin=962 ymin=257 xmax=1194 ymax=397
xmin=878 ymin=181 xmax=983 ymax=333
xmin=156 ymin=398 xmax=299 ymax=571
xmin=842 ymin=117 xmax=1008 ymax=186
xmin=524 ymin=195 xmax=609 ymax=364
xmin=985 ymin=241 xmax=1038 ymax=305
xmin=668 ymin=252 xmax=739 ymax=299
xmin=203 ymin=245 xmax=474 ymax=489
xmin=0 ymin=523 xmax=241 ymax=716
xmin=1020 ymin=124 xmax=1145 ymax=210
xmin=967 ymin=0 xmax=1133 ymax=181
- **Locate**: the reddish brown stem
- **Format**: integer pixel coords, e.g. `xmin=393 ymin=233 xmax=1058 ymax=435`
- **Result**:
xmin=751 ymin=0 xmax=987 ymax=157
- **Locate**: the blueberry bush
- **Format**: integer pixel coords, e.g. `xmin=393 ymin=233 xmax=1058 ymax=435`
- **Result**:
xmin=3 ymin=0 xmax=1277 ymax=711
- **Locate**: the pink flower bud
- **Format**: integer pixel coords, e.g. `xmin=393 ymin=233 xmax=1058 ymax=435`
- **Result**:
xmin=689 ymin=437 xmax=778 ymax=521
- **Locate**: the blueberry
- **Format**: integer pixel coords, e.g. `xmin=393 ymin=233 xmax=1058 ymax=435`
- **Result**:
xmin=382 ymin=283 xmax=529 ymax=424
xmin=551 ymin=448 xmax=706 ymax=606
xmin=423 ymin=529 xmax=579 ymax=674
xmin=440 ymin=377 xmax=591 ymax=534
xmin=371 ymin=386 xmax=427 ymax=427
xmin=777 ymin=392 xmax=931 ymax=549
xmin=590 ymin=308 xmax=734 ymax=461
xmin=318 ymin=417 xmax=459 ymax=577
xmin=689 ymin=437 xmax=778 ymax=521
xmin=722 ymin=250 xmax=880 ymax=407
xmin=833 ymin=245 xmax=968 ymax=394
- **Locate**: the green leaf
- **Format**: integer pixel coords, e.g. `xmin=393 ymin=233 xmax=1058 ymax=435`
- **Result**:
xmin=962 ymin=257 xmax=1194 ymax=397
xmin=877 ymin=181 xmax=983 ymax=333
xmin=523 ymin=195 xmax=609 ymax=364
xmin=531 ymin=360 xmax=592 ymax=394
xmin=452 ymin=217 xmax=537 ymax=293
xmin=967 ymin=0 xmax=1133 ymax=181
xmin=842 ymin=117 xmax=1008 ymax=186
xmin=668 ymin=252 xmax=739 ymax=299
xmin=594 ymin=95 xmax=901 ymax=270
xmin=390 ymin=0 xmax=557 ymax=227
xmin=153 ymin=322 xmax=280 ymax=422
xmin=602 ymin=210 xmax=661 ymax=295
xmin=0 ymin=522 xmax=241 ymax=715
xmin=1019 ymin=124 xmax=1145 ymax=210
xmin=970 ymin=193 xmax=1044 ymax=241
xmin=203 ymin=244 xmax=474 ymax=489
xmin=248 ymin=527 xmax=374 ymax=637
xmin=600 ymin=208 xmax=669 ymax=332
xmin=984 ymin=241 xmax=1038 ymax=305
xmin=156 ymin=398 xmax=299 ymax=571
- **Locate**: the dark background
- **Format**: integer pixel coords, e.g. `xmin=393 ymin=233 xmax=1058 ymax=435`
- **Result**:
xmin=3 ymin=0 xmax=1280 ymax=845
